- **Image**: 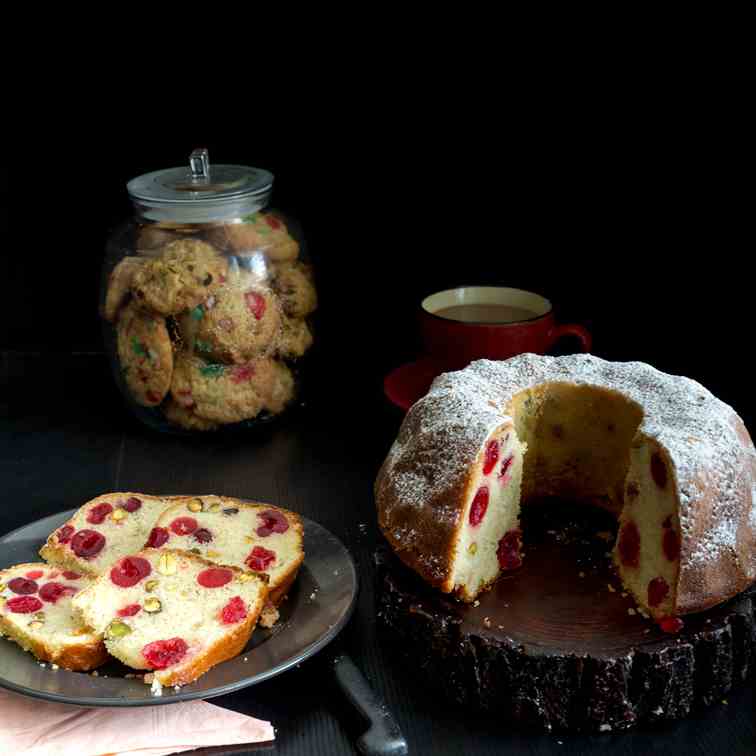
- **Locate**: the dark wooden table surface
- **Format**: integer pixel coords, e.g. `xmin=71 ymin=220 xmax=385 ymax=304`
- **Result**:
xmin=1 ymin=352 xmax=753 ymax=756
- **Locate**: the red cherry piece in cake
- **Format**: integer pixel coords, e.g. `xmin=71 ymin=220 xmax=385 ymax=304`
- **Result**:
xmin=617 ymin=521 xmax=640 ymax=568
xmin=57 ymin=525 xmax=75 ymax=544
xmin=25 ymin=570 xmax=44 ymax=580
xmin=6 ymin=596 xmax=43 ymax=614
xmin=110 ymin=557 xmax=152 ymax=588
xmin=663 ymin=527 xmax=680 ymax=562
xmin=469 ymin=486 xmax=489 ymax=527
xmin=246 ymin=546 xmax=276 ymax=571
xmin=482 ymin=440 xmax=500 ymax=476
xmin=87 ymin=502 xmax=113 ymax=524
xmin=118 ymin=604 xmax=142 ymax=617
xmin=497 ymin=529 xmax=523 ymax=570
xmin=244 ymin=291 xmax=266 ymax=320
xmin=230 ymin=364 xmax=255 ymax=384
xmin=146 ymin=527 xmax=170 ymax=548
xmin=220 ymin=596 xmax=248 ymax=625
xmin=71 ymin=529 xmax=106 ymax=558
xmin=7 ymin=577 xmax=38 ymax=595
xmin=256 ymin=509 xmax=289 ymax=537
xmin=659 ymin=616 xmax=684 ymax=634
xmin=122 ymin=497 xmax=142 ymax=512
xmin=63 ymin=571 xmax=81 ymax=580
xmin=650 ymin=452 xmax=667 ymax=489
xmin=39 ymin=582 xmax=76 ymax=603
xmin=265 ymin=215 xmax=282 ymax=230
xmin=193 ymin=528 xmax=213 ymax=544
xmin=142 ymin=638 xmax=189 ymax=669
xmin=648 ymin=577 xmax=670 ymax=607
xmin=499 ymin=454 xmax=514 ymax=483
xmin=146 ymin=391 xmax=161 ymax=404
xmin=170 ymin=517 xmax=198 ymax=536
xmin=197 ymin=568 xmax=233 ymax=588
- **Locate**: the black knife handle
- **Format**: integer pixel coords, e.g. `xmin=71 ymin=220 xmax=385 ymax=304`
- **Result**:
xmin=332 ymin=653 xmax=409 ymax=756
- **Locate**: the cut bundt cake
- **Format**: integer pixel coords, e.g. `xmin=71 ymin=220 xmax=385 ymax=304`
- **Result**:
xmin=150 ymin=497 xmax=304 ymax=608
xmin=375 ymin=353 xmax=756 ymax=619
xmin=72 ymin=549 xmax=268 ymax=685
xmin=40 ymin=493 xmax=176 ymax=577
xmin=0 ymin=563 xmax=107 ymax=670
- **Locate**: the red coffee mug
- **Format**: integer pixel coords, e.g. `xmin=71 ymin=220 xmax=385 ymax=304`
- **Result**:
xmin=420 ymin=286 xmax=591 ymax=371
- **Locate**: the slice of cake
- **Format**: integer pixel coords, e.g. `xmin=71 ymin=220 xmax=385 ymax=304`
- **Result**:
xmin=149 ymin=497 xmax=304 ymax=614
xmin=40 ymin=493 xmax=177 ymax=577
xmin=72 ymin=549 xmax=268 ymax=686
xmin=446 ymin=428 xmax=528 ymax=601
xmin=0 ymin=562 xmax=107 ymax=670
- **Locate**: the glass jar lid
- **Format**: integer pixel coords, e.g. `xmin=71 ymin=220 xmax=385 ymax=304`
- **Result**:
xmin=127 ymin=149 xmax=274 ymax=223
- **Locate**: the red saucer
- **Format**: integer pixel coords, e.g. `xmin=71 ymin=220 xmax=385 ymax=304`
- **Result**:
xmin=383 ymin=358 xmax=444 ymax=411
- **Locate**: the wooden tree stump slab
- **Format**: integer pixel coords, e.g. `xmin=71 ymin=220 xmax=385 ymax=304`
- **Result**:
xmin=375 ymin=501 xmax=755 ymax=733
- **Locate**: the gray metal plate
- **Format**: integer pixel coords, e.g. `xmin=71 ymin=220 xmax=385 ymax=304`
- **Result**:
xmin=0 ymin=509 xmax=357 ymax=706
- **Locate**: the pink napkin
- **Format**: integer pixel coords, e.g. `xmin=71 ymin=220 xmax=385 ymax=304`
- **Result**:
xmin=0 ymin=689 xmax=274 ymax=755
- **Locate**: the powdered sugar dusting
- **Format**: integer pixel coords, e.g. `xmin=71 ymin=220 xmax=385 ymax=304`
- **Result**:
xmin=385 ymin=375 xmax=505 ymax=511
xmin=377 ymin=353 xmax=756 ymax=596
xmin=459 ymin=355 xmax=753 ymax=573
xmin=690 ymin=517 xmax=738 ymax=566
xmin=377 ymin=373 xmax=508 ymax=582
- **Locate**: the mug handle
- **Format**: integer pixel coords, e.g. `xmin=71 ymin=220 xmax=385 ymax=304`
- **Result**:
xmin=549 ymin=323 xmax=592 ymax=353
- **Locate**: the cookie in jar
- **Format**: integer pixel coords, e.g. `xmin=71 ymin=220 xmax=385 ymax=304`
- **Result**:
xmin=101 ymin=149 xmax=317 ymax=434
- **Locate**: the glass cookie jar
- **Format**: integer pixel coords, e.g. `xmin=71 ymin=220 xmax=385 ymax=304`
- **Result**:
xmin=101 ymin=149 xmax=316 ymax=434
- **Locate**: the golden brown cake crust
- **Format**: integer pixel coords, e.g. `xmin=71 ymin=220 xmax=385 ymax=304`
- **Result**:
xmin=674 ymin=413 xmax=756 ymax=613
xmin=0 ymin=615 xmax=108 ymax=671
xmin=267 ymin=550 xmax=303 ymax=606
xmin=375 ymin=354 xmax=756 ymax=614
xmin=375 ymin=398 xmax=499 ymax=591
xmin=0 ymin=562 xmax=108 ymax=671
xmin=217 ymin=497 xmax=304 ymax=605
xmin=154 ymin=568 xmax=267 ymax=686
xmin=38 ymin=544 xmax=94 ymax=576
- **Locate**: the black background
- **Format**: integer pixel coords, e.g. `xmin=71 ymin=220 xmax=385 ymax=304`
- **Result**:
xmin=2 ymin=78 xmax=751 ymax=425
xmin=2 ymin=72 xmax=753 ymax=755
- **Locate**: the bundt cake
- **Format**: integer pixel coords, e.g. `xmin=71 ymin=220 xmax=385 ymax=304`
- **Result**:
xmin=72 ymin=549 xmax=268 ymax=686
xmin=0 ymin=563 xmax=108 ymax=670
xmin=375 ymin=353 xmax=756 ymax=619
